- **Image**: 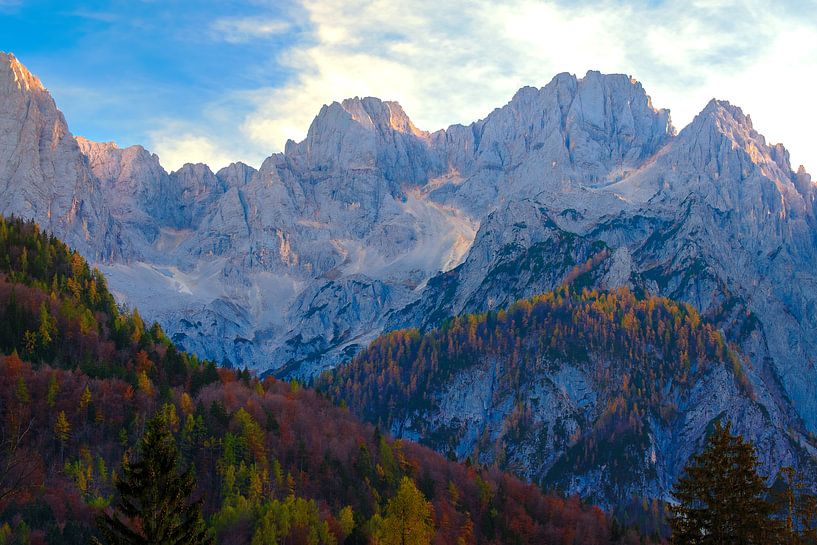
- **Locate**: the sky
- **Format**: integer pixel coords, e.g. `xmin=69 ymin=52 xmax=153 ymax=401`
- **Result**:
xmin=1 ymin=0 xmax=815 ymax=172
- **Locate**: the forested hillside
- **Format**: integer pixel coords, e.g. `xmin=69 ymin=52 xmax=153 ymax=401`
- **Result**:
xmin=324 ymin=287 xmax=745 ymax=421
xmin=0 ymin=215 xmax=649 ymax=544
xmin=319 ymin=285 xmax=809 ymax=511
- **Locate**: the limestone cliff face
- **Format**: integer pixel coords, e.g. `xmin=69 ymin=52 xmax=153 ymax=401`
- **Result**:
xmin=0 ymin=53 xmax=122 ymax=260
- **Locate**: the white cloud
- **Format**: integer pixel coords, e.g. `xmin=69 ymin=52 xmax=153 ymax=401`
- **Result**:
xmin=211 ymin=16 xmax=290 ymax=43
xmin=148 ymin=127 xmax=238 ymax=172
xmin=165 ymin=0 xmax=817 ymax=171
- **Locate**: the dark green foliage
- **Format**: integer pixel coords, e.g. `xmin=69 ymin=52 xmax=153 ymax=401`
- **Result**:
xmin=94 ymin=412 xmax=212 ymax=545
xmin=669 ymin=420 xmax=779 ymax=545
xmin=0 ymin=214 xmax=219 ymax=390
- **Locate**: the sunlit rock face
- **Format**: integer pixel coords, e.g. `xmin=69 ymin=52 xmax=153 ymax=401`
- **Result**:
xmin=3 ymin=53 xmax=817 ymax=445
xmin=0 ymin=53 xmax=123 ymax=260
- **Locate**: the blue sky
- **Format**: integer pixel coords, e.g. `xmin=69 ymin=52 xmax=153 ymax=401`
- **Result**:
xmin=2 ymin=0 xmax=815 ymax=171
xmin=0 ymin=0 xmax=305 ymax=167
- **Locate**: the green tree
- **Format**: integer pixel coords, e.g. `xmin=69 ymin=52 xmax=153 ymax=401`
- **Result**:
xmin=79 ymin=384 xmax=92 ymax=410
xmin=773 ymin=466 xmax=817 ymax=545
xmin=93 ymin=413 xmax=212 ymax=545
xmin=670 ymin=420 xmax=780 ymax=545
xmin=14 ymin=377 xmax=29 ymax=405
xmin=250 ymin=495 xmax=334 ymax=545
xmin=54 ymin=410 xmax=71 ymax=462
xmin=337 ymin=506 xmax=355 ymax=539
xmin=46 ymin=372 xmax=59 ymax=408
xmin=38 ymin=301 xmax=55 ymax=349
xmin=380 ymin=476 xmax=435 ymax=545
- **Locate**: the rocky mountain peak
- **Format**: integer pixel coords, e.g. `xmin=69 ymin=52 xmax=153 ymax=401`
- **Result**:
xmin=283 ymin=96 xmax=439 ymax=186
xmin=436 ymin=70 xmax=675 ymax=214
xmin=172 ymin=161 xmax=217 ymax=180
xmin=339 ymin=96 xmax=427 ymax=137
xmin=0 ymin=52 xmax=123 ymax=261
xmin=693 ymin=98 xmax=756 ymax=136
xmin=216 ymin=161 xmax=257 ymax=188
xmin=297 ymin=96 xmax=428 ymax=151
xmin=671 ymin=98 xmax=805 ymax=189
xmin=76 ymin=137 xmax=165 ymax=180
xmin=76 ymin=135 xmax=118 ymax=151
xmin=1 ymin=51 xmax=46 ymax=93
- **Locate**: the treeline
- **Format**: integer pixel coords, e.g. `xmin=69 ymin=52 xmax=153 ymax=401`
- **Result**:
xmin=319 ymin=286 xmax=746 ymax=436
xmin=0 ymin=350 xmax=635 ymax=544
xmin=0 ymin=215 xmax=220 ymax=388
xmin=0 ymin=214 xmax=649 ymax=544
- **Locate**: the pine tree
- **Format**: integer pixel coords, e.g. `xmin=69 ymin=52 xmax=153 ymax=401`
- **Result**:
xmin=93 ymin=412 xmax=212 ymax=545
xmin=669 ymin=420 xmax=780 ymax=545
xmin=37 ymin=301 xmax=54 ymax=350
xmin=773 ymin=466 xmax=817 ymax=545
xmin=79 ymin=385 xmax=92 ymax=410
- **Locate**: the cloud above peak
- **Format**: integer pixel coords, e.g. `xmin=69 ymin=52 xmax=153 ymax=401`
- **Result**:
xmin=211 ymin=16 xmax=292 ymax=44
xmin=200 ymin=0 xmax=813 ymax=172
xmin=8 ymin=0 xmax=812 ymax=172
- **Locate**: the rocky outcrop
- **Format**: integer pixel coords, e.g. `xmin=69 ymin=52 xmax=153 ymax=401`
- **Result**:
xmin=0 ymin=52 xmax=122 ymax=260
xmin=428 ymin=71 xmax=674 ymax=215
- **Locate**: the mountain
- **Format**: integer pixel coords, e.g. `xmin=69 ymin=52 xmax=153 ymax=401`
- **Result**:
xmin=2 ymin=52 xmax=817 ymax=508
xmin=2 ymin=54 xmax=680 ymax=378
xmin=0 ymin=53 xmax=124 ymax=261
xmin=0 ymin=214 xmax=643 ymax=544
xmin=390 ymin=97 xmax=817 ymax=433
xmin=322 ymin=286 xmax=815 ymax=509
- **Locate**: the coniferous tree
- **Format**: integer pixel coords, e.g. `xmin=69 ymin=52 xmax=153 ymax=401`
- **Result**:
xmin=93 ymin=412 xmax=212 ymax=545
xmin=773 ymin=466 xmax=817 ymax=545
xmin=669 ymin=420 xmax=780 ymax=545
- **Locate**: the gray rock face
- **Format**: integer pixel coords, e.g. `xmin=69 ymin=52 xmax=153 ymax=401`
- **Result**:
xmin=396 ymin=96 xmax=817 ymax=470
xmin=76 ymin=137 xmax=166 ymax=247
xmin=428 ymin=71 xmax=673 ymax=216
xmin=3 ymin=52 xmax=817 ymax=489
xmin=0 ymin=52 xmax=122 ymax=260
xmin=380 ymin=342 xmax=808 ymax=509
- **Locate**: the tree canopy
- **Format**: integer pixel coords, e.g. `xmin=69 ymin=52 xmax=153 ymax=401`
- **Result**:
xmin=670 ymin=420 xmax=778 ymax=545
xmin=94 ymin=412 xmax=212 ymax=545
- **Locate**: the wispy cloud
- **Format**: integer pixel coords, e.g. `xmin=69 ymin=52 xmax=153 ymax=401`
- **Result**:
xmin=65 ymin=9 xmax=119 ymax=23
xmin=0 ymin=0 xmax=21 ymax=12
xmin=141 ymin=0 xmax=817 ymax=171
xmin=211 ymin=16 xmax=291 ymax=44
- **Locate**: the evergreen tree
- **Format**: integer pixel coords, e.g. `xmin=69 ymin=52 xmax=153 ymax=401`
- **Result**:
xmin=669 ymin=420 xmax=780 ymax=545
xmin=93 ymin=413 xmax=212 ymax=545
xmin=772 ymin=466 xmax=817 ymax=545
